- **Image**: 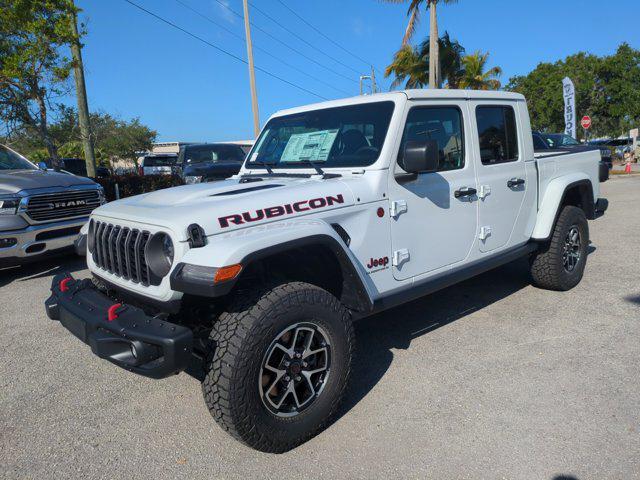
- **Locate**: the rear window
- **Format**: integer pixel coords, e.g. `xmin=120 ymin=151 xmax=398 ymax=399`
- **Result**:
xmin=476 ymin=106 xmax=519 ymax=165
xmin=144 ymin=156 xmax=176 ymax=167
xmin=180 ymin=145 xmax=245 ymax=164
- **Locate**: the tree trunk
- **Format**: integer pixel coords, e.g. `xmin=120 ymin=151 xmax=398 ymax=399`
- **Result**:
xmin=429 ymin=1 xmax=439 ymax=89
xmin=35 ymin=92 xmax=59 ymax=164
xmin=70 ymin=8 xmax=97 ymax=178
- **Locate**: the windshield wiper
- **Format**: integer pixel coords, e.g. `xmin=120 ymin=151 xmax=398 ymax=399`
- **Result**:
xmin=280 ymin=158 xmax=327 ymax=178
xmin=251 ymin=159 xmax=274 ymax=174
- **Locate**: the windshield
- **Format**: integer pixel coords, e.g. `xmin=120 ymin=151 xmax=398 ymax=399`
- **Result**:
xmin=180 ymin=145 xmax=245 ymax=165
xmin=246 ymin=101 xmax=395 ymax=169
xmin=144 ymin=155 xmax=176 ymax=167
xmin=0 ymin=145 xmax=37 ymax=170
xmin=544 ymin=134 xmax=580 ymax=147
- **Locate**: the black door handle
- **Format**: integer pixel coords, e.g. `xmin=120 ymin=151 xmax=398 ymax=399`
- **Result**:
xmin=454 ymin=187 xmax=477 ymax=198
xmin=507 ymin=178 xmax=525 ymax=188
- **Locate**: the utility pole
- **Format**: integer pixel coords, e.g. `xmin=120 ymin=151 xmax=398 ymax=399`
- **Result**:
xmin=70 ymin=6 xmax=96 ymax=178
xmin=370 ymin=66 xmax=377 ymax=94
xmin=242 ymin=0 xmax=260 ymax=138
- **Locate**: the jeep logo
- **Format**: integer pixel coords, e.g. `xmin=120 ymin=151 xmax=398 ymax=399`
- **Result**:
xmin=366 ymin=256 xmax=389 ymax=269
xmin=52 ymin=200 xmax=87 ymax=209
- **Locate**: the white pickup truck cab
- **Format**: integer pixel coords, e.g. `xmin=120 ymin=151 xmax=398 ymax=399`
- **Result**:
xmin=46 ymin=90 xmax=607 ymax=452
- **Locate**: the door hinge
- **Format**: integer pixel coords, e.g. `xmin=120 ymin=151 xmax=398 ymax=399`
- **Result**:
xmin=478 ymin=226 xmax=492 ymax=241
xmin=390 ymin=200 xmax=407 ymax=218
xmin=478 ymin=185 xmax=491 ymax=199
xmin=392 ymin=249 xmax=410 ymax=267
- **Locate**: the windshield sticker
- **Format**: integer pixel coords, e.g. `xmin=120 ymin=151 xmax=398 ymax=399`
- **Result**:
xmin=280 ymin=129 xmax=339 ymax=163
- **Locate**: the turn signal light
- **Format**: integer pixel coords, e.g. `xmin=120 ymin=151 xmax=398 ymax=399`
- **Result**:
xmin=213 ymin=264 xmax=242 ymax=283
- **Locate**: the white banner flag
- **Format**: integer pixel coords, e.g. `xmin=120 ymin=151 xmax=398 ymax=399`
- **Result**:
xmin=563 ymin=77 xmax=576 ymax=139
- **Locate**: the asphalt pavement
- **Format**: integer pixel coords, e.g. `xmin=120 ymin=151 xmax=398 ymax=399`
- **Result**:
xmin=1 ymin=176 xmax=638 ymax=480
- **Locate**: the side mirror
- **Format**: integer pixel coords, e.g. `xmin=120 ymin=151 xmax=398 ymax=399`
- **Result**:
xmin=402 ymin=140 xmax=439 ymax=174
xmin=37 ymin=161 xmax=48 ymax=171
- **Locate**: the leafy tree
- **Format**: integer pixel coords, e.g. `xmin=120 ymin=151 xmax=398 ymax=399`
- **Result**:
xmin=506 ymin=44 xmax=640 ymax=139
xmin=385 ymin=32 xmax=464 ymax=89
xmin=0 ymin=0 xmax=78 ymax=161
xmin=2 ymin=108 xmax=156 ymax=167
xmin=382 ymin=0 xmax=459 ymax=88
xmin=457 ymin=51 xmax=502 ymax=90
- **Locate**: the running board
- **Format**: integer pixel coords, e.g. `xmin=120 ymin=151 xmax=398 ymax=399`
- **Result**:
xmin=369 ymin=243 xmax=538 ymax=316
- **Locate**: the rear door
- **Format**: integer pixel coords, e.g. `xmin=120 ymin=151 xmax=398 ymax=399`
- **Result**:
xmin=471 ymin=103 xmax=527 ymax=252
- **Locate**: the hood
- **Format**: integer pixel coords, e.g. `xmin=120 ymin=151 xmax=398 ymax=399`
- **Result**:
xmin=93 ymin=176 xmax=356 ymax=239
xmin=0 ymin=169 xmax=97 ymax=194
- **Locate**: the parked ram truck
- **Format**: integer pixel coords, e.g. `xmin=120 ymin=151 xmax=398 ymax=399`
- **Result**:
xmin=0 ymin=145 xmax=105 ymax=268
xmin=46 ymin=90 xmax=608 ymax=453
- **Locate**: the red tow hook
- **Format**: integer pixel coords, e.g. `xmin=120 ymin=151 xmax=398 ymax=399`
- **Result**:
xmin=59 ymin=277 xmax=73 ymax=292
xmin=107 ymin=303 xmax=123 ymax=322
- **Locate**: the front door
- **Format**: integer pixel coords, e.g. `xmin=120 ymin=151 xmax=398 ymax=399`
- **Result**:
xmin=388 ymin=102 xmax=478 ymax=281
xmin=471 ymin=103 xmax=527 ymax=252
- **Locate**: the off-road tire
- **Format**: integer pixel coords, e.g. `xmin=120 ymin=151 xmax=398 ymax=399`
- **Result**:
xmin=530 ymin=205 xmax=589 ymax=291
xmin=202 ymin=281 xmax=354 ymax=453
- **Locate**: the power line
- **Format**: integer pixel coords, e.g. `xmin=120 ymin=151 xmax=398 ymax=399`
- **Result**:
xmin=247 ymin=1 xmax=361 ymax=77
xmin=274 ymin=0 xmax=388 ymax=83
xmin=123 ymin=0 xmax=328 ymax=100
xmin=173 ymin=0 xmax=351 ymax=96
xmin=211 ymin=0 xmax=360 ymax=86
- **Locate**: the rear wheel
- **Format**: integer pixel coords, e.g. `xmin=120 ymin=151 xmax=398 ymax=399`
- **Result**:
xmin=530 ymin=205 xmax=589 ymax=291
xmin=202 ymin=281 xmax=354 ymax=453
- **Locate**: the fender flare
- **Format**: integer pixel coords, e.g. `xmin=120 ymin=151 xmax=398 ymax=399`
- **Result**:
xmin=171 ymin=221 xmax=374 ymax=313
xmin=532 ymin=177 xmax=594 ymax=240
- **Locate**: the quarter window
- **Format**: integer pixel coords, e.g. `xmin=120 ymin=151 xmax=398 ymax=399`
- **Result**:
xmin=398 ymin=106 xmax=464 ymax=172
xmin=476 ymin=106 xmax=519 ymax=165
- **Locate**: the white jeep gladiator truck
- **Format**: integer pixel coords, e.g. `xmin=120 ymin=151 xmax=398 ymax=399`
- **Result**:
xmin=45 ymin=90 xmax=608 ymax=452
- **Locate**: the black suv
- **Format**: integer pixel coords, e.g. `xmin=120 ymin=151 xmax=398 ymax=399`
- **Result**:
xmin=45 ymin=158 xmax=111 ymax=178
xmin=178 ymin=143 xmax=247 ymax=184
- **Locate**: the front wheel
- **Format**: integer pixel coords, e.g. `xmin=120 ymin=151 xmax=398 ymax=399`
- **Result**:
xmin=202 ymin=282 xmax=354 ymax=453
xmin=530 ymin=205 xmax=589 ymax=291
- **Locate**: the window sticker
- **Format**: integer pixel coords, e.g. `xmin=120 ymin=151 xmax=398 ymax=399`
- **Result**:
xmin=281 ymin=129 xmax=339 ymax=163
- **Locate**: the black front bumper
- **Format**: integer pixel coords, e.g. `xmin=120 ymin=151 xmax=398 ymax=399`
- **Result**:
xmin=45 ymin=274 xmax=193 ymax=379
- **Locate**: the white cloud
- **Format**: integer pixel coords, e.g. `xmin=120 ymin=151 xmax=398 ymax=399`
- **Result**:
xmin=213 ymin=0 xmax=236 ymax=24
xmin=352 ymin=17 xmax=373 ymax=37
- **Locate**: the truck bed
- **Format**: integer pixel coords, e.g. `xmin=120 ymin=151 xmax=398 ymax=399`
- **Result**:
xmin=535 ymin=149 xmax=601 ymax=211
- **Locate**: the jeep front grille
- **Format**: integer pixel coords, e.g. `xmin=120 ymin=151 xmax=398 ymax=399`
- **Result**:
xmin=26 ymin=189 xmax=101 ymax=222
xmin=91 ymin=221 xmax=155 ymax=286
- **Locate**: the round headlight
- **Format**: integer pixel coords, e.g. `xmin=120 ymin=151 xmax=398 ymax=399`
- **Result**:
xmin=145 ymin=232 xmax=174 ymax=278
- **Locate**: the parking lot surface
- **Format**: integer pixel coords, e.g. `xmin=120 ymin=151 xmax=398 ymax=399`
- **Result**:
xmin=1 ymin=177 xmax=638 ymax=480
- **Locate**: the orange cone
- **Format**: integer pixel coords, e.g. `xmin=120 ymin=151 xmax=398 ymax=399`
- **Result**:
xmin=625 ymin=162 xmax=632 ymax=174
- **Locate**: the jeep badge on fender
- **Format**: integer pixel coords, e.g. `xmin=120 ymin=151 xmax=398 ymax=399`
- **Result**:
xmin=45 ymin=89 xmax=607 ymax=453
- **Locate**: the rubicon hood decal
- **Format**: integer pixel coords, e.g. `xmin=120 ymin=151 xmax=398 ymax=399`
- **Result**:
xmin=219 ymin=194 xmax=345 ymax=228
xmin=92 ymin=177 xmax=357 ymax=239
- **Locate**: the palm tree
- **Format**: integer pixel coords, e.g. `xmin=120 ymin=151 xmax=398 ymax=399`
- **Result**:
xmin=385 ymin=32 xmax=464 ymax=89
xmin=458 ymin=51 xmax=502 ymax=90
xmin=383 ymin=0 xmax=459 ymax=88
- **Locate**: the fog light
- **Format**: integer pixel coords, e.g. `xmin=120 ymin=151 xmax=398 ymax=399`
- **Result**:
xmin=0 ymin=238 xmax=18 ymax=248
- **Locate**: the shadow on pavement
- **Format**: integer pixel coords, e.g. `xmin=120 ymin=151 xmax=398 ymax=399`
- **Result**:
xmin=336 ymin=258 xmax=532 ymax=421
xmin=0 ymin=253 xmax=86 ymax=289
xmin=624 ymin=294 xmax=640 ymax=305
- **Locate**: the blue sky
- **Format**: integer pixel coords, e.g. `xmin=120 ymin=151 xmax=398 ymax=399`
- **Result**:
xmin=72 ymin=0 xmax=639 ymax=142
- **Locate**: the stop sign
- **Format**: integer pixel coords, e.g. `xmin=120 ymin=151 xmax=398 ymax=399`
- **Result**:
xmin=581 ymin=116 xmax=592 ymax=129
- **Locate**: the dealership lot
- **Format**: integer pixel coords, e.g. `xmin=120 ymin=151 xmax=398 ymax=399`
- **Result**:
xmin=1 ymin=177 xmax=638 ymax=480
